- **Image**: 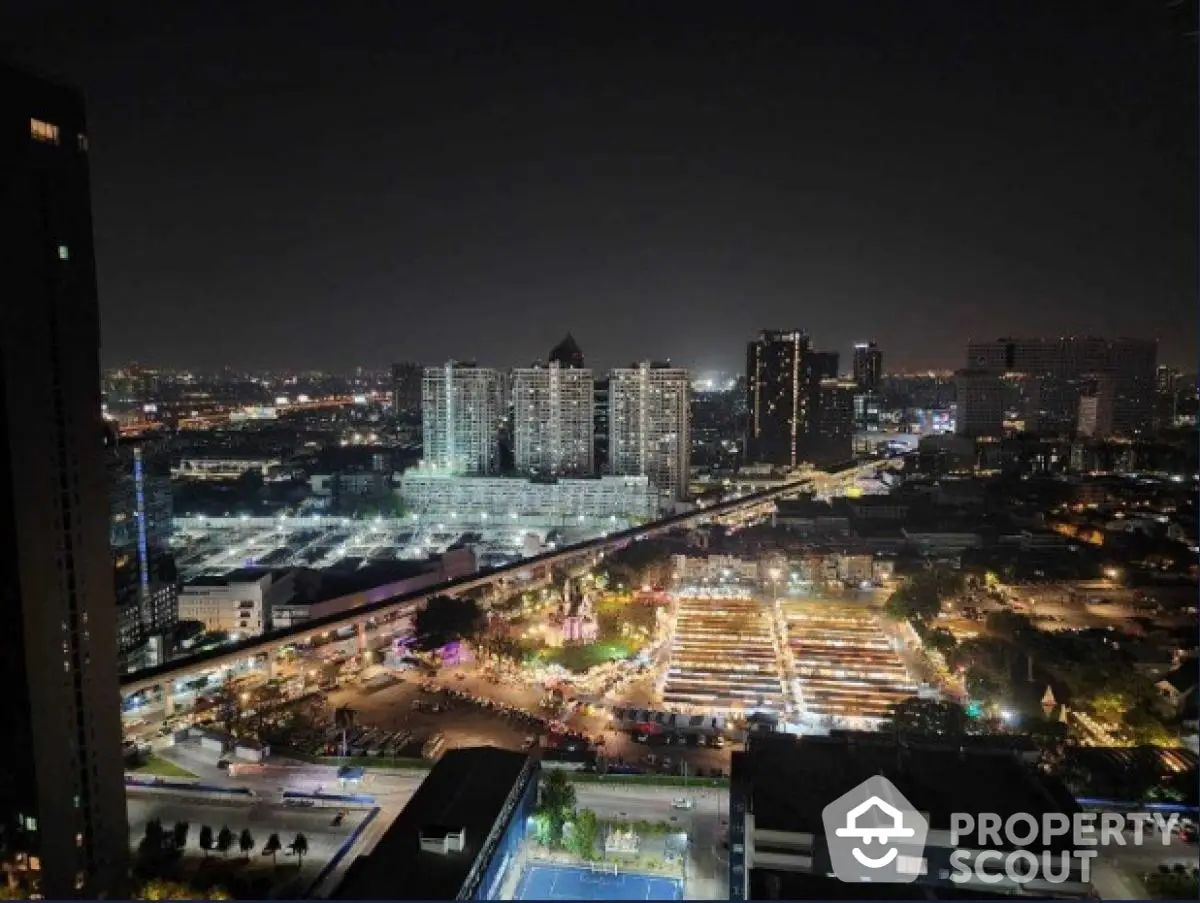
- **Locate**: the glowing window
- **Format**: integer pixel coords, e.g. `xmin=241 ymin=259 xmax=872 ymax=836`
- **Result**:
xmin=30 ymin=118 xmax=59 ymax=144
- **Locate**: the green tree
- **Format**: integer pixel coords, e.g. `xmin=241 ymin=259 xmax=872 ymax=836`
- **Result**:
xmin=985 ymin=610 xmax=1034 ymax=639
xmin=537 ymin=769 xmax=577 ymax=847
xmin=135 ymin=879 xmax=230 ymax=900
xmin=414 ymin=595 xmax=486 ymax=650
xmin=566 ymin=808 xmax=600 ymax=861
xmin=171 ymin=821 xmax=189 ymax=851
xmin=238 ymin=828 xmax=255 ymax=859
xmin=884 ymin=697 xmax=967 ymax=738
xmin=925 ymin=627 xmax=957 ymax=656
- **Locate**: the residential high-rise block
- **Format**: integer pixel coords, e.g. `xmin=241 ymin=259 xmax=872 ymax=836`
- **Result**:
xmin=390 ymin=362 xmax=422 ymax=416
xmin=965 ymin=336 xmax=1157 ymax=435
xmin=746 ymin=330 xmax=814 ymax=467
xmin=955 ymin=369 xmax=1009 ymax=438
xmin=608 ymin=362 xmax=690 ymax=506
xmin=852 ymin=341 xmax=882 ymax=392
xmin=512 ymin=362 xmax=594 ymax=476
xmin=421 ymin=362 xmax=501 ymax=474
xmin=0 ymin=65 xmax=129 ymax=897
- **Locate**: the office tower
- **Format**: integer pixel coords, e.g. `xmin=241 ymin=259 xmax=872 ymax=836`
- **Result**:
xmin=422 ymin=362 xmax=501 ymax=474
xmin=110 ymin=444 xmax=177 ymax=670
xmin=0 ymin=65 xmax=129 ymax=897
xmin=852 ymin=341 xmax=882 ymax=392
xmin=955 ymin=370 xmax=1008 ymax=437
xmin=609 ymin=362 xmax=690 ymax=505
xmin=965 ymin=336 xmax=1157 ymax=435
xmin=548 ymin=332 xmax=585 ymax=369
xmin=390 ymin=362 xmax=422 ymax=416
xmin=512 ymin=362 xmax=594 ymax=476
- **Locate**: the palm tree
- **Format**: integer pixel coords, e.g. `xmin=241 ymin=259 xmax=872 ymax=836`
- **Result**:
xmin=238 ymin=828 xmax=255 ymax=859
xmin=198 ymin=825 xmax=213 ymax=858
xmin=291 ymin=833 xmax=308 ymax=866
xmin=216 ymin=826 xmax=233 ymax=858
xmin=262 ymin=833 xmax=282 ymax=866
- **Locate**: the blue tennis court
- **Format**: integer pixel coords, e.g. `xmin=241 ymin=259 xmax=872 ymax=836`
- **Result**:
xmin=513 ymin=863 xmax=683 ymax=900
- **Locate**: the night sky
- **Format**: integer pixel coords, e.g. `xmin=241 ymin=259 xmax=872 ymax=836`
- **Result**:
xmin=5 ymin=2 xmax=1196 ymax=373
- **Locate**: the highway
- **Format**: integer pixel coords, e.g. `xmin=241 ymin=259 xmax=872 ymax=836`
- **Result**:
xmin=119 ymin=462 xmax=894 ymax=702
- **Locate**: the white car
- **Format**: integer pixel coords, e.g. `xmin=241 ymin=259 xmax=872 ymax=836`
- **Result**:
xmin=671 ymin=797 xmax=695 ymax=810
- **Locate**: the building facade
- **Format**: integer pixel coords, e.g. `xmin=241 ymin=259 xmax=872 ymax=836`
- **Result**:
xmin=178 ymin=568 xmax=296 ymax=637
xmin=608 ymin=362 xmax=690 ymax=506
xmin=399 ymin=470 xmax=655 ymax=523
xmin=955 ymin=369 xmax=1008 ymax=438
xmin=390 ymin=361 xmax=422 ymax=417
xmin=0 ymin=65 xmax=129 ymax=897
xmin=511 ymin=362 xmax=594 ymax=476
xmin=965 ymin=336 xmax=1157 ymax=435
xmin=852 ymin=341 xmax=882 ymax=391
xmin=746 ymin=330 xmax=847 ymax=467
xmin=110 ymin=445 xmax=177 ymax=669
xmin=422 ymin=362 xmax=502 ymax=474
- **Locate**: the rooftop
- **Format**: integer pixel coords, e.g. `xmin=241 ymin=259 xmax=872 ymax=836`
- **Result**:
xmin=735 ymin=734 xmax=1074 ymax=838
xmin=334 ymin=746 xmax=533 ymax=900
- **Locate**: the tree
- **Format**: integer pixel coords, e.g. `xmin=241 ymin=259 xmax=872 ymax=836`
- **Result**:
xmin=414 ymin=595 xmax=485 ymax=650
xmin=565 ymin=808 xmax=599 ymax=861
xmin=925 ymin=627 xmax=957 ymax=656
xmin=172 ymin=821 xmax=189 ymax=851
xmin=216 ymin=826 xmax=233 ymax=858
xmin=262 ymin=832 xmax=282 ymax=866
xmin=238 ymin=828 xmax=255 ymax=859
xmin=198 ymin=825 xmax=213 ymax=858
xmin=985 ymin=610 xmax=1034 ymax=639
xmin=142 ymin=818 xmax=165 ymax=851
xmin=537 ymin=769 xmax=577 ymax=847
xmin=884 ymin=697 xmax=967 ymax=738
xmin=135 ymin=880 xmax=231 ymax=900
xmin=291 ymin=833 xmax=309 ymax=865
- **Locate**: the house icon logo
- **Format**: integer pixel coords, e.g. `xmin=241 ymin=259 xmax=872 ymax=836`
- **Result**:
xmin=822 ymin=775 xmax=929 ymax=883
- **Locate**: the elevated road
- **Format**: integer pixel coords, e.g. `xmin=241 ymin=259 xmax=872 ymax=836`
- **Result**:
xmin=121 ymin=461 xmax=893 ymax=703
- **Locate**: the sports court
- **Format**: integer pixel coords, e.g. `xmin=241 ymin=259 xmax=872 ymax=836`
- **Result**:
xmin=513 ymin=863 xmax=683 ymax=901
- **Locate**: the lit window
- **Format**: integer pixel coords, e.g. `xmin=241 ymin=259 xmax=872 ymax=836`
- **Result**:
xmin=58 ymin=245 xmax=70 ymax=261
xmin=30 ymin=118 xmax=59 ymax=144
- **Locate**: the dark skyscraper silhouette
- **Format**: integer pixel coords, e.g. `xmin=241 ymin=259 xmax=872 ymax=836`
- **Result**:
xmin=0 ymin=65 xmax=129 ymax=897
xmin=853 ymin=342 xmax=882 ymax=392
xmin=548 ymin=333 xmax=585 ymax=369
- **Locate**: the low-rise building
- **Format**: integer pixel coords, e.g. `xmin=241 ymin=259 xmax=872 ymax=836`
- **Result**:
xmin=177 ymin=567 xmax=297 ymax=636
xmin=399 ymin=469 xmax=655 ymax=523
xmin=335 ymin=747 xmax=537 ymax=900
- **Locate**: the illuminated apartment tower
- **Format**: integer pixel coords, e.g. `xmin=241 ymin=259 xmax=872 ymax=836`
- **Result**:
xmin=0 ymin=65 xmax=129 ymax=897
xmin=512 ymin=362 xmax=594 ymax=476
xmin=608 ymin=362 xmax=690 ymax=505
xmin=852 ymin=341 xmax=882 ymax=392
xmin=421 ymin=362 xmax=501 ymax=474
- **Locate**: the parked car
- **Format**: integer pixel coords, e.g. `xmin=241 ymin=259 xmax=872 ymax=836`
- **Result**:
xmin=671 ymin=798 xmax=695 ymax=810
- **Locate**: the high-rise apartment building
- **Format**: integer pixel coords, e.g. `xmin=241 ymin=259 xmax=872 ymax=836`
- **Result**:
xmin=109 ymin=444 xmax=177 ymax=670
xmin=0 ymin=65 xmax=129 ymax=897
xmin=390 ymin=362 xmax=422 ymax=416
xmin=422 ymin=362 xmax=502 ymax=474
xmin=965 ymin=336 xmax=1157 ymax=435
xmin=955 ymin=370 xmax=1009 ymax=438
xmin=852 ymin=341 xmax=882 ymax=391
xmin=512 ymin=362 xmax=594 ymax=476
xmin=746 ymin=330 xmax=847 ymax=467
xmin=593 ymin=377 xmax=610 ymax=473
xmin=608 ymin=362 xmax=690 ymax=506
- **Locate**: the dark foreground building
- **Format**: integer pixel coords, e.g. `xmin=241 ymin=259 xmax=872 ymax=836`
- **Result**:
xmin=729 ymin=734 xmax=1090 ymax=901
xmin=0 ymin=66 xmax=130 ymax=896
xmin=336 ymin=747 xmax=537 ymax=900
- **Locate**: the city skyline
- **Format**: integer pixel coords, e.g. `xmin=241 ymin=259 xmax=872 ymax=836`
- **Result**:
xmin=3 ymin=2 xmax=1194 ymax=373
